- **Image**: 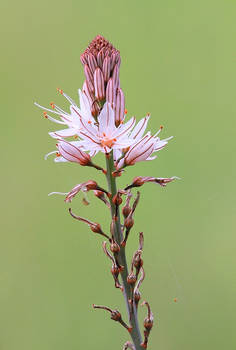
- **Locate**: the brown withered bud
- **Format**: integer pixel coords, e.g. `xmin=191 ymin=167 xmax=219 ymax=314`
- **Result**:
xmin=133 ymin=267 xmax=145 ymax=308
xmin=142 ymin=301 xmax=154 ymax=331
xmin=134 ymin=289 xmax=141 ymax=304
xmin=90 ymin=223 xmax=102 ymax=233
xmin=141 ymin=334 xmax=148 ymax=349
xmin=93 ymin=190 xmax=110 ymax=208
xmin=121 ymin=192 xmax=140 ymax=247
xmin=124 ymin=216 xmax=134 ymax=229
xmin=133 ymin=250 xmax=143 ymax=276
xmin=127 ymin=272 xmax=137 ymax=286
xmin=122 ymin=190 xmax=132 ymax=218
xmin=122 ymin=206 xmax=132 ymax=218
xmin=111 ymin=264 xmax=120 ymax=278
xmin=140 ymin=300 xmax=154 ymax=349
xmin=69 ymin=208 xmax=111 ymax=242
xmin=93 ymin=304 xmax=132 ymax=332
xmin=133 ymin=232 xmax=144 ymax=274
xmin=102 ymin=241 xmax=123 ymax=291
xmin=112 ymin=170 xmax=123 ymax=177
xmin=112 ymin=192 xmax=123 ymax=206
xmin=110 ymin=241 xmax=120 ymax=253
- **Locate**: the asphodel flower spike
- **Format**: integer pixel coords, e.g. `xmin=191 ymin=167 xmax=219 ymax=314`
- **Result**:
xmin=37 ymin=34 xmax=179 ymax=350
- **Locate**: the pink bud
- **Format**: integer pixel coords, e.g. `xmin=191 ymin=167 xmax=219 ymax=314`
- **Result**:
xmin=97 ymin=47 xmax=105 ymax=68
xmin=112 ymin=64 xmax=120 ymax=89
xmin=57 ymin=141 xmax=91 ymax=166
xmin=84 ymin=65 xmax=94 ymax=93
xmin=102 ymin=56 xmax=111 ymax=82
xmin=94 ymin=68 xmax=105 ymax=101
xmin=82 ymin=81 xmax=93 ymax=107
xmin=87 ymin=53 xmax=97 ymax=74
xmin=115 ymin=88 xmax=125 ymax=125
xmin=106 ymin=78 xmax=116 ymax=108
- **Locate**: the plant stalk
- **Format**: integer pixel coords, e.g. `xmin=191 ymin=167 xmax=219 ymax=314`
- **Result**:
xmin=106 ymin=153 xmax=143 ymax=350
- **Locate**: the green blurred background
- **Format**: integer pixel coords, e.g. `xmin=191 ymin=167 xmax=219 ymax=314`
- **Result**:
xmin=1 ymin=0 xmax=235 ymax=349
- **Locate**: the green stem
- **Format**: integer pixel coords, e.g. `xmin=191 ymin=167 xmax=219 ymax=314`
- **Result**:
xmin=106 ymin=152 xmax=143 ymax=350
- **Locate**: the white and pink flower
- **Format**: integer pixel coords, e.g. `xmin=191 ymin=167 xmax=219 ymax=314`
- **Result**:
xmin=36 ymin=87 xmax=172 ymax=167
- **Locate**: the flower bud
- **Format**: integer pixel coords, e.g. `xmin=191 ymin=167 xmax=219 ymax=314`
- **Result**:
xmin=102 ymin=56 xmax=111 ymax=82
xmin=87 ymin=53 xmax=97 ymax=74
xmin=84 ymin=65 xmax=94 ymax=93
xmin=115 ymin=88 xmax=125 ymax=126
xmin=106 ymin=78 xmax=116 ymax=108
xmin=94 ymin=67 xmax=105 ymax=101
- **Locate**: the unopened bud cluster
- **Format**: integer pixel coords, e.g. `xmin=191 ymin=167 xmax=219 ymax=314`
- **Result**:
xmin=80 ymin=35 xmax=125 ymax=125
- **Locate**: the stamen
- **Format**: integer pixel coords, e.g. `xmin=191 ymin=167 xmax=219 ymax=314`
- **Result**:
xmin=43 ymin=111 xmax=48 ymax=119
xmin=44 ymin=150 xmax=57 ymax=160
xmin=48 ymin=191 xmax=69 ymax=197
xmin=124 ymin=109 xmax=128 ymax=114
xmin=35 ymin=102 xmax=68 ymax=119
xmin=50 ymin=102 xmax=55 ymax=109
xmin=153 ymin=125 xmax=165 ymax=138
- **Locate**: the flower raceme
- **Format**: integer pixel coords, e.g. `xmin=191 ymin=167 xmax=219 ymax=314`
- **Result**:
xmin=37 ymin=35 xmax=178 ymax=350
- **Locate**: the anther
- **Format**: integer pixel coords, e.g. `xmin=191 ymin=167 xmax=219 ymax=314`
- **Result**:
xmin=56 ymin=87 xmax=63 ymax=95
xmin=50 ymin=102 xmax=55 ymax=109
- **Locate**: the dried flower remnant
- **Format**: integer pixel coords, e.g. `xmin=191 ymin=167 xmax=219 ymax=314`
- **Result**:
xmin=121 ymin=192 xmax=141 ymax=247
xmin=123 ymin=341 xmax=135 ymax=350
xmin=37 ymin=34 xmax=179 ymax=350
xmin=102 ymin=241 xmax=123 ymax=291
xmin=68 ymin=208 xmax=111 ymax=241
xmin=92 ymin=304 xmax=132 ymax=333
xmin=134 ymin=267 xmax=145 ymax=308
xmin=125 ymin=176 xmax=179 ymax=190
xmin=49 ymin=180 xmax=109 ymax=203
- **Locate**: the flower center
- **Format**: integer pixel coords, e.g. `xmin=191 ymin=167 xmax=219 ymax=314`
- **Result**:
xmin=100 ymin=136 xmax=117 ymax=149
